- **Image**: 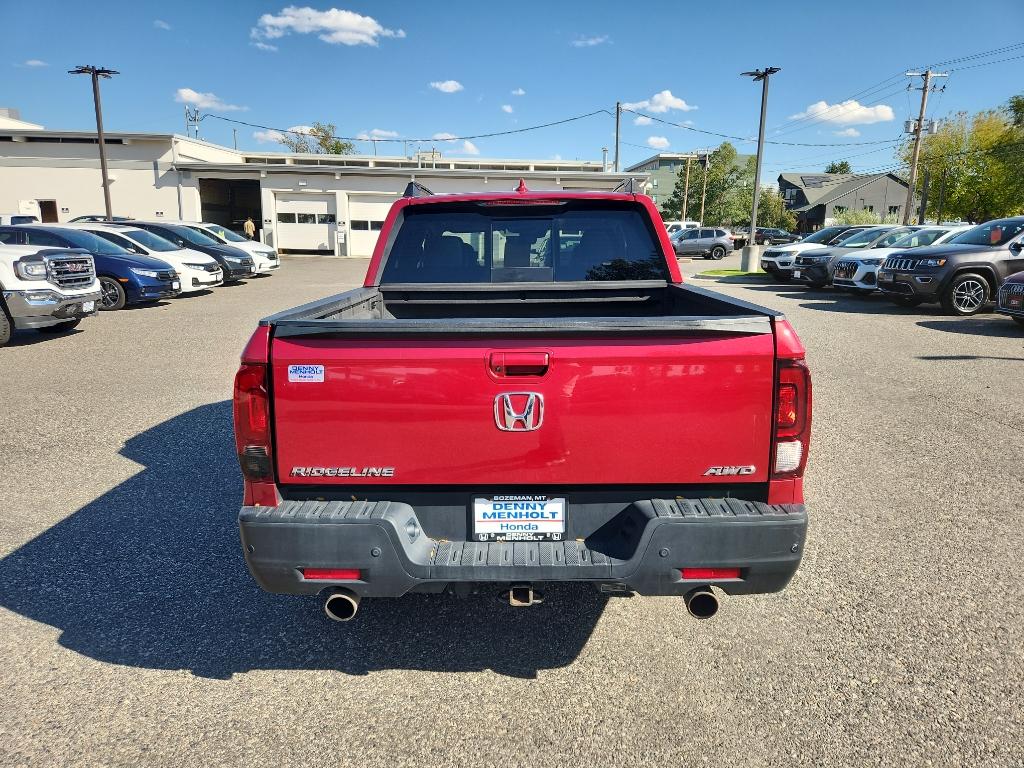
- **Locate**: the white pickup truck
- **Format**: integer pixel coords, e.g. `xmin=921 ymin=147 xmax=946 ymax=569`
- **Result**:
xmin=0 ymin=244 xmax=101 ymax=346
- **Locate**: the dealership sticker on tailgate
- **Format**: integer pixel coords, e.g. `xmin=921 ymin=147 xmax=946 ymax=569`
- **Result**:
xmin=473 ymin=495 xmax=565 ymax=542
xmin=288 ymin=364 xmax=325 ymax=383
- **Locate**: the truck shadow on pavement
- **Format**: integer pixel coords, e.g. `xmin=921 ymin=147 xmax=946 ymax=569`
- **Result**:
xmin=0 ymin=402 xmax=607 ymax=680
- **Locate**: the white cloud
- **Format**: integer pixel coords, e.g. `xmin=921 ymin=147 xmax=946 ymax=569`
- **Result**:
xmin=457 ymin=140 xmax=479 ymax=155
xmin=252 ymin=41 xmax=278 ymax=51
xmin=432 ymin=132 xmax=458 ymax=142
xmin=788 ymin=99 xmax=894 ymax=125
xmin=251 ymin=6 xmax=405 ymax=47
xmin=501 ymin=104 xmax=513 ymax=114
xmin=153 ymin=19 xmax=171 ymax=30
xmin=430 ymin=80 xmax=463 ymax=93
xmin=571 ymin=35 xmax=609 ymax=47
xmin=551 ymin=154 xmax=562 ymax=161
xmin=254 ymin=125 xmax=313 ymax=143
xmin=23 ymin=59 xmax=48 ymax=67
xmin=511 ymin=87 xmax=526 ymax=96
xmin=834 ymin=127 xmax=861 ymax=137
xmin=633 ymin=115 xmax=652 ymax=126
xmin=253 ymin=129 xmax=285 ymax=143
xmin=623 ymin=89 xmax=696 ymax=114
xmin=647 ymin=136 xmax=670 ymax=149
xmin=174 ymin=88 xmax=247 ymax=112
xmin=356 ymin=128 xmax=399 ymax=141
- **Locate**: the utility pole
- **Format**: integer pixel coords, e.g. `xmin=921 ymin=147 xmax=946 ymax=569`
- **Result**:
xmin=69 ymin=65 xmax=119 ymax=221
xmin=741 ymin=67 xmax=781 ymax=267
xmin=233 ymin=128 xmax=238 ymax=150
xmin=681 ymin=155 xmax=692 ymax=220
xmin=902 ymin=69 xmax=948 ymax=224
xmin=699 ymin=151 xmax=710 ymax=225
xmin=602 ymin=146 xmax=608 ymax=171
xmin=613 ymin=101 xmax=621 ymax=172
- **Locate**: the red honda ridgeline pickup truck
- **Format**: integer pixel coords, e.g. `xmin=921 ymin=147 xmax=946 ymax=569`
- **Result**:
xmin=234 ymin=182 xmax=810 ymax=621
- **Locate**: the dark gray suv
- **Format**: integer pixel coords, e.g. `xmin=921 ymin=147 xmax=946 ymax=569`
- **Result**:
xmin=877 ymin=217 xmax=1024 ymax=315
xmin=672 ymin=227 xmax=734 ymax=260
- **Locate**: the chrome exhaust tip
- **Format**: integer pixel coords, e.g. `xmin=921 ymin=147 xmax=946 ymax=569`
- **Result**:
xmin=323 ymin=588 xmax=361 ymax=622
xmin=684 ymin=587 xmax=720 ymax=620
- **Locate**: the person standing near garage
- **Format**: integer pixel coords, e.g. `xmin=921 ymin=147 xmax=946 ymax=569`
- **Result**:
xmin=243 ymin=217 xmax=256 ymax=240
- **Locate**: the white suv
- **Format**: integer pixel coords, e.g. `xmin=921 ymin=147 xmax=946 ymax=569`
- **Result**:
xmin=0 ymin=244 xmax=101 ymax=345
xmin=760 ymin=225 xmax=872 ymax=280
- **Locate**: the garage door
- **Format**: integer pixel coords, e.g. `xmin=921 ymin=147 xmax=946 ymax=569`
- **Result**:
xmin=348 ymin=194 xmax=397 ymax=258
xmin=276 ymin=194 xmax=336 ymax=253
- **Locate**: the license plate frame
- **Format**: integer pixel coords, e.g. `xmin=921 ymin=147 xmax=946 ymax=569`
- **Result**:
xmin=82 ymin=300 xmax=95 ymax=312
xmin=472 ymin=495 xmax=566 ymax=543
xmin=793 ymin=269 xmax=801 ymax=278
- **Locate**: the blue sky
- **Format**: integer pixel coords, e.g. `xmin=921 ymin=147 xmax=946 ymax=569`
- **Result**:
xmin=4 ymin=0 xmax=1023 ymax=176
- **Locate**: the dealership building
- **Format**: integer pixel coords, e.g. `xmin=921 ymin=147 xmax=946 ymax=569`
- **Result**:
xmin=0 ymin=111 xmax=642 ymax=258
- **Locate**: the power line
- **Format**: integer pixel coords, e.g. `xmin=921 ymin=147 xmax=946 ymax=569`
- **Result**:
xmin=948 ymin=53 xmax=1024 ymax=73
xmin=200 ymin=109 xmax=614 ymax=145
xmin=622 ymin=108 xmax=903 ymax=147
xmin=925 ymin=40 xmax=1024 ymax=69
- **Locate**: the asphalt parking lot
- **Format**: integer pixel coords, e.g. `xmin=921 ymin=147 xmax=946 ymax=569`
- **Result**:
xmin=2 ymin=256 xmax=1022 ymax=767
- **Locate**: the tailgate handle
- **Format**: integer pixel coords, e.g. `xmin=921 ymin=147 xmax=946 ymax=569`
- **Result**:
xmin=489 ymin=352 xmax=550 ymax=376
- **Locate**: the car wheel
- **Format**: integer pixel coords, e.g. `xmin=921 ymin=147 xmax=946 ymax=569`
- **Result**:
xmin=941 ymin=273 xmax=989 ymax=316
xmin=38 ymin=319 xmax=81 ymax=334
xmin=711 ymin=246 xmax=726 ymax=260
xmin=0 ymin=306 xmax=11 ymax=347
xmin=891 ymin=296 xmax=923 ymax=308
xmin=98 ymin=276 xmax=127 ymax=311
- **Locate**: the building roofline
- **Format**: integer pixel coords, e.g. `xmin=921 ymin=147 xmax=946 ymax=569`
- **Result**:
xmin=175 ymin=161 xmax=643 ymax=179
xmin=624 ymin=152 xmax=699 ymax=172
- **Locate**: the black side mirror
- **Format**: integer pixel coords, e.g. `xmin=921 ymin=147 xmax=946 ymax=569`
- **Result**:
xmin=1010 ymin=241 xmax=1022 ymax=253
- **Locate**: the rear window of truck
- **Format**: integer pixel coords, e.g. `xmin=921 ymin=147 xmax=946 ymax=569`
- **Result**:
xmin=380 ymin=202 xmax=669 ymax=283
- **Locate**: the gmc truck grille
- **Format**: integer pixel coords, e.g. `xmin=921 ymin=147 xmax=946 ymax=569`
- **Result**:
xmin=49 ymin=257 xmax=95 ymax=289
xmin=883 ymin=257 xmax=916 ymax=271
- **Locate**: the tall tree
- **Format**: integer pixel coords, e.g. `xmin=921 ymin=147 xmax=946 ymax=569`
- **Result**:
xmin=824 ymin=160 xmax=852 ymax=174
xmin=277 ymin=121 xmax=355 ymax=155
xmin=659 ymin=142 xmax=754 ymax=224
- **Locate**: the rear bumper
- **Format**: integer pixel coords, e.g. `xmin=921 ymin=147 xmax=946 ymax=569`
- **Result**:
xmin=239 ymin=498 xmax=807 ymax=598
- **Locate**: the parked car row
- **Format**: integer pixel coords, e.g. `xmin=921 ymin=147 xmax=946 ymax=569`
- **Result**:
xmin=668 ymin=224 xmax=802 ymax=257
xmin=0 ymin=219 xmax=281 ymax=346
xmin=758 ymin=217 xmax=1024 ymax=320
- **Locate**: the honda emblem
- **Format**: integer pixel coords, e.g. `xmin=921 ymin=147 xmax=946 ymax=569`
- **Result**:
xmin=494 ymin=392 xmax=544 ymax=432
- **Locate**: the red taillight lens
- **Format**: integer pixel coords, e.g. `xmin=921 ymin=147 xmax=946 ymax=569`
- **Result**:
xmin=680 ymin=567 xmax=741 ymax=580
xmin=233 ymin=363 xmax=272 ymax=480
xmin=302 ymin=568 xmax=361 ymax=581
xmin=772 ymin=360 xmax=811 ymax=478
xmin=776 ymin=384 xmax=798 ymax=429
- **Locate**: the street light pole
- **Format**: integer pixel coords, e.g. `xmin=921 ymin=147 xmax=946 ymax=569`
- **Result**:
xmin=69 ymin=65 xmax=119 ymax=221
xmin=741 ymin=67 xmax=780 ymax=269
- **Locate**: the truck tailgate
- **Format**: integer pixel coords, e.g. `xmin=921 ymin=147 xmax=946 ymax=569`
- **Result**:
xmin=270 ymin=334 xmax=775 ymax=486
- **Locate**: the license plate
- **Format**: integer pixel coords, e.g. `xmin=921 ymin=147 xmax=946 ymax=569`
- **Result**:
xmin=793 ymin=269 xmax=801 ymax=278
xmin=1009 ymin=297 xmax=1022 ymax=307
xmin=172 ymin=281 xmax=180 ymax=290
xmin=473 ymin=495 xmax=565 ymax=542
xmin=83 ymin=300 xmax=94 ymax=312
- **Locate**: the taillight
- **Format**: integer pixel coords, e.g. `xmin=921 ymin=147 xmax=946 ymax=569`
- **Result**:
xmin=772 ymin=359 xmax=811 ymax=478
xmin=680 ymin=567 xmax=740 ymax=580
xmin=302 ymin=568 xmax=361 ymax=581
xmin=233 ymin=362 xmax=273 ymax=480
